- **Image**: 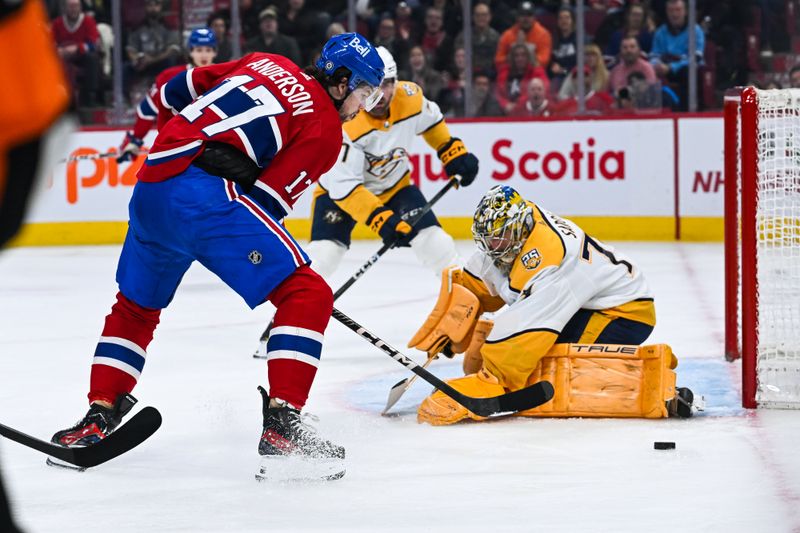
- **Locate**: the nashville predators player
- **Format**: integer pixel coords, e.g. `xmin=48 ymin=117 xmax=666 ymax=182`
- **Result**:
xmin=307 ymin=47 xmax=479 ymax=279
xmin=409 ymin=185 xmax=694 ymax=425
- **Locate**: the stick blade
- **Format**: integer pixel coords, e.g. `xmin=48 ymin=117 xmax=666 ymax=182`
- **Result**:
xmin=382 ymin=378 xmax=412 ymax=415
xmin=70 ymin=406 xmax=162 ymax=468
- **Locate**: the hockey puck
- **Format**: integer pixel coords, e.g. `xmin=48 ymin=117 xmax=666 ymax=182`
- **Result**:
xmin=654 ymin=441 xmax=676 ymax=450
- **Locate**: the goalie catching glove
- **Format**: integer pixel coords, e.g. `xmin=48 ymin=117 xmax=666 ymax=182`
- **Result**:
xmin=437 ymin=137 xmax=478 ymax=187
xmin=408 ymin=266 xmax=493 ymax=360
xmin=366 ymin=205 xmax=416 ymax=247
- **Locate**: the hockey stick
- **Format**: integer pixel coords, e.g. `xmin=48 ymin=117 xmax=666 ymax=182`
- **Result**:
xmin=58 ymin=149 xmax=150 ymax=164
xmin=382 ymin=354 xmax=437 ymax=415
xmin=331 ymin=307 xmax=554 ymax=417
xmin=0 ymin=407 xmax=162 ymax=469
xmin=253 ymin=177 xmax=460 ymax=358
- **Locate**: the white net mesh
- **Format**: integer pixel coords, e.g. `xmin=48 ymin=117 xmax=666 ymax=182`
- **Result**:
xmin=754 ymin=88 xmax=800 ymax=407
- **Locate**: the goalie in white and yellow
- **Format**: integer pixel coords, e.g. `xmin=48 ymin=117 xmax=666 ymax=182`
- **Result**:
xmin=307 ymin=47 xmax=479 ymax=279
xmin=409 ymin=185 xmax=694 ymax=425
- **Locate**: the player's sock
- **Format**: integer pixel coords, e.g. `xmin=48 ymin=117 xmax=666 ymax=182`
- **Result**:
xmin=265 ymin=265 xmax=333 ymax=409
xmin=89 ymin=292 xmax=161 ymax=405
xmin=410 ymin=226 xmax=461 ymax=275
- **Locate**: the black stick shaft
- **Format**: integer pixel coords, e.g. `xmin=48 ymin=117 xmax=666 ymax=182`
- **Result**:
xmin=332 ymin=178 xmax=457 ymax=299
xmin=330 ymin=307 xmax=555 ymax=417
xmin=257 ymin=178 xmax=458 ymax=343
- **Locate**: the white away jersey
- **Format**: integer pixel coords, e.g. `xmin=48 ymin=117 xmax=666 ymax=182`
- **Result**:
xmin=319 ymin=81 xmax=444 ymax=200
xmin=465 ymin=204 xmax=654 ymax=341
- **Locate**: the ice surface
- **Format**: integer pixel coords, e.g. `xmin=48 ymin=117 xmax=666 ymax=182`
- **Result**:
xmin=1 ymin=241 xmax=799 ymax=532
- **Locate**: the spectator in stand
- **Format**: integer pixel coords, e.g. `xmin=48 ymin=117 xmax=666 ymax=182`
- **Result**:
xmin=125 ymin=0 xmax=180 ymax=88
xmin=649 ymin=0 xmax=704 ymax=111
xmin=393 ymin=1 xmax=420 ymax=46
xmin=790 ymin=66 xmax=800 ymax=89
xmin=496 ymin=1 xmax=552 ymax=71
xmin=556 ymin=66 xmax=615 ymax=115
xmin=420 ymin=6 xmax=455 ymax=73
xmin=605 ymin=3 xmax=654 ymax=57
xmin=373 ymin=14 xmax=410 ymax=74
xmin=511 ymin=77 xmax=551 ymax=117
xmin=496 ymin=43 xmax=548 ymax=115
xmin=52 ymin=0 xmax=102 ymax=107
xmin=609 ymin=36 xmax=656 ymax=95
xmin=439 ymin=47 xmax=468 ymax=116
xmin=558 ymin=44 xmax=609 ymax=100
xmin=207 ymin=11 xmax=233 ymax=63
xmin=405 ymin=45 xmax=443 ymax=102
xmin=244 ymin=6 xmax=302 ymax=66
xmin=470 ymin=73 xmax=504 ymax=117
xmin=548 ymin=6 xmax=577 ymax=88
xmin=455 ymin=2 xmax=500 ymax=78
xmin=628 ymin=70 xmax=677 ymax=111
xmin=429 ymin=0 xmax=464 ymax=38
xmin=277 ymin=0 xmax=330 ymax=65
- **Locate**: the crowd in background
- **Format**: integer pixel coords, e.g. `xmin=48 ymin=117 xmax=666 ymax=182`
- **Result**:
xmin=47 ymin=0 xmax=800 ymax=122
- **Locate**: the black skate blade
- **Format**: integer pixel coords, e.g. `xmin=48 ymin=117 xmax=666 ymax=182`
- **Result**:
xmin=255 ymin=455 xmax=345 ymax=482
xmin=46 ymin=457 xmax=87 ymax=472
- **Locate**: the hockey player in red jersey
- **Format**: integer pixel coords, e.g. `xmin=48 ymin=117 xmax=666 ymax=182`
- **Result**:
xmin=51 ymin=33 xmax=385 ymax=481
xmin=117 ymin=27 xmax=218 ymax=163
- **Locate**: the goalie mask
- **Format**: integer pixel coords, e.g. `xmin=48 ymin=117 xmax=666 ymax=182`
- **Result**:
xmin=472 ymin=185 xmax=534 ymax=268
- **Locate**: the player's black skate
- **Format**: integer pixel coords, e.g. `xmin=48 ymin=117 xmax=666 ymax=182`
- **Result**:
xmin=48 ymin=394 xmax=137 ymax=470
xmin=255 ymin=386 xmax=345 ymax=482
xmin=667 ymin=387 xmax=694 ymax=418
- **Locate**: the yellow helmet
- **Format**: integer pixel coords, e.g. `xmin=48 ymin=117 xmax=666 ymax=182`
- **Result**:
xmin=472 ymin=185 xmax=534 ymax=267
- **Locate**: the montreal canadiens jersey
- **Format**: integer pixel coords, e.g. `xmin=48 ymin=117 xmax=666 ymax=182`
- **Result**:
xmin=131 ymin=64 xmax=191 ymax=138
xmin=138 ymin=53 xmax=342 ymax=218
xmin=319 ymin=81 xmax=443 ymax=200
xmin=464 ymin=203 xmax=654 ymax=343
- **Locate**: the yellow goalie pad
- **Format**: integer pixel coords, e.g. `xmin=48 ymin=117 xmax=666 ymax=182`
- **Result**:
xmin=417 ymin=343 xmax=679 ymax=425
xmin=408 ymin=267 xmax=481 ymax=357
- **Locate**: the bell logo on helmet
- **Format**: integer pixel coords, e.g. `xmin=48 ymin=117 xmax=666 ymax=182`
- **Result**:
xmin=348 ymin=36 xmax=371 ymax=57
xmin=325 ymin=61 xmax=334 ymax=71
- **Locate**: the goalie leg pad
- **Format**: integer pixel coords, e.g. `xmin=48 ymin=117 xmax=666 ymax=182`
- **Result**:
xmin=410 ymin=226 xmax=461 ymax=276
xmin=417 ymin=368 xmax=506 ymax=426
xmin=307 ymin=239 xmax=347 ymax=281
xmin=518 ymin=343 xmax=677 ymax=419
xmin=408 ymin=266 xmax=480 ymax=356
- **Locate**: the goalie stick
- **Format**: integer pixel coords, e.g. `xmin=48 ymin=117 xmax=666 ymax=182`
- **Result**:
xmin=0 ymin=406 xmax=162 ymax=469
xmin=332 ymin=308 xmax=555 ymax=417
xmin=253 ymin=177 xmax=461 ymax=358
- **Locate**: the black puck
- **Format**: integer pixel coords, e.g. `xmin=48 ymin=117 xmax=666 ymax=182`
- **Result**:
xmin=654 ymin=441 xmax=676 ymax=450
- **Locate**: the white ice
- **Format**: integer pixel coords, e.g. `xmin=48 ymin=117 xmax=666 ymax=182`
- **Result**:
xmin=1 ymin=241 xmax=800 ymax=533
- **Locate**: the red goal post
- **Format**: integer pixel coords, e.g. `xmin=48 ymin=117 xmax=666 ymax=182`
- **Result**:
xmin=724 ymin=87 xmax=800 ymax=409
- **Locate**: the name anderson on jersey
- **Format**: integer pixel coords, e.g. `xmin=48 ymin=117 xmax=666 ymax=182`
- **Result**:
xmin=246 ymin=58 xmax=314 ymax=116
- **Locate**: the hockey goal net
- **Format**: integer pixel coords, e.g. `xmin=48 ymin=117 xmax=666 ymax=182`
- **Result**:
xmin=725 ymin=87 xmax=800 ymax=409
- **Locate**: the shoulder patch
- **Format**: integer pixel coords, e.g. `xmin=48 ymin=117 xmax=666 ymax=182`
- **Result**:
xmin=390 ymin=81 xmax=424 ymax=123
xmin=398 ymin=81 xmax=420 ymax=96
xmin=520 ymin=248 xmax=542 ymax=270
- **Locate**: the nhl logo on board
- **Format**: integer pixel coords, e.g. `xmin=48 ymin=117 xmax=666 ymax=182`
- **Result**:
xmin=249 ymin=250 xmax=263 ymax=265
xmin=520 ymin=248 xmax=542 ymax=270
